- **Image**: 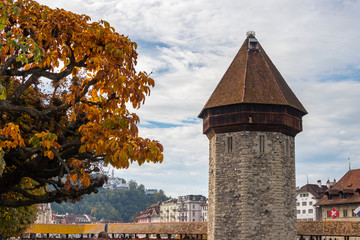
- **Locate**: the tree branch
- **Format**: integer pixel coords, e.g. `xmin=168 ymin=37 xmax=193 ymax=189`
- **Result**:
xmin=0 ymin=55 xmax=17 ymax=76
xmin=6 ymin=73 xmax=40 ymax=101
xmin=0 ymin=101 xmax=42 ymax=116
xmin=0 ymin=176 xmax=106 ymax=207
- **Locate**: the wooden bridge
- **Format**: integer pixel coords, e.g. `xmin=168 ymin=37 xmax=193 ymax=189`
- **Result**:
xmin=24 ymin=222 xmax=206 ymax=239
xmin=23 ymin=221 xmax=360 ymax=239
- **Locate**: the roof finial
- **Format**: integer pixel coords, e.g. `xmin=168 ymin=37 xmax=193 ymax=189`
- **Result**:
xmin=349 ymin=157 xmax=351 ymax=170
xmin=246 ymin=31 xmax=255 ymax=37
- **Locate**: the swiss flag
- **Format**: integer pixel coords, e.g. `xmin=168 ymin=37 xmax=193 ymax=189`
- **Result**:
xmin=329 ymin=208 xmax=339 ymax=219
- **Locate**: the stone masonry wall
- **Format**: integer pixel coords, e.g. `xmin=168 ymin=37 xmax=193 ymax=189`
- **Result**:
xmin=208 ymin=131 xmax=296 ymax=240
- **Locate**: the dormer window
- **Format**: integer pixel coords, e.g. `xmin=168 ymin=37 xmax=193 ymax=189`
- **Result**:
xmin=325 ymin=192 xmax=332 ymax=200
xmin=248 ymin=38 xmax=259 ymax=50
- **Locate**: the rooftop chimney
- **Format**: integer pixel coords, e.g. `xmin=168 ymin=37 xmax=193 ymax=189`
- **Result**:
xmin=317 ymin=180 xmax=322 ymax=188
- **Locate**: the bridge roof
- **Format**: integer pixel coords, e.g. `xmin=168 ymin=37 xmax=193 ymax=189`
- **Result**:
xmin=298 ymin=220 xmax=360 ymax=236
xmin=25 ymin=222 xmax=207 ymax=235
xmin=25 ymin=221 xmax=360 ymax=237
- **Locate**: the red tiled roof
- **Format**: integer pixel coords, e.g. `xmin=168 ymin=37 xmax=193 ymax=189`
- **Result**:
xmin=199 ymin=34 xmax=307 ymax=116
xmin=316 ymin=169 xmax=360 ymax=206
xmin=134 ymin=203 xmax=160 ymax=222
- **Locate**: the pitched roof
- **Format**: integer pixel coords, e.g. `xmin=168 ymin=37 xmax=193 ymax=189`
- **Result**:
xmin=297 ymin=184 xmax=328 ymax=199
xmin=316 ymin=169 xmax=360 ymax=206
xmin=200 ymin=33 xmax=307 ymax=116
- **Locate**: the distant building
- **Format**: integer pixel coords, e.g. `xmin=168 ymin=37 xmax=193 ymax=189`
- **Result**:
xmin=53 ymin=213 xmax=95 ymax=224
xmin=296 ymin=180 xmax=328 ymax=220
xmin=35 ymin=203 xmax=53 ymax=224
xmin=159 ymin=199 xmax=178 ymax=222
xmin=316 ymin=169 xmax=360 ymax=220
xmin=145 ymin=189 xmax=158 ymax=195
xmin=150 ymin=209 xmax=161 ymax=223
xmin=200 ymin=200 xmax=208 ymax=222
xmin=136 ymin=195 xmax=206 ymax=223
xmin=177 ymin=195 xmax=206 ymax=222
xmin=102 ymin=170 xmax=129 ymax=190
xmin=134 ymin=203 xmax=160 ymax=223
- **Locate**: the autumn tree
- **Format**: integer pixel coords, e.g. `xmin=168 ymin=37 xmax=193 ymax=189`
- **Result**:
xmin=0 ymin=0 xmax=163 ymax=207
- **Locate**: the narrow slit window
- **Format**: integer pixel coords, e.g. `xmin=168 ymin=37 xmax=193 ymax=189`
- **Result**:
xmin=286 ymin=138 xmax=289 ymax=156
xmin=227 ymin=136 xmax=233 ymax=153
xmin=259 ymin=135 xmax=265 ymax=153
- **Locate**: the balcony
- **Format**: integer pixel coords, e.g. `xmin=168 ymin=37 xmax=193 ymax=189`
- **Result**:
xmin=177 ymin=207 xmax=186 ymax=212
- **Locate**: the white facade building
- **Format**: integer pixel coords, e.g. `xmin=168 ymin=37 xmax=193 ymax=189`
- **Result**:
xmin=35 ymin=203 xmax=53 ymax=224
xmin=159 ymin=198 xmax=178 ymax=222
xmin=296 ymin=180 xmax=329 ymax=220
xmin=177 ymin=195 xmax=206 ymax=222
xmin=201 ymin=200 xmax=208 ymax=221
xmin=102 ymin=170 xmax=129 ymax=190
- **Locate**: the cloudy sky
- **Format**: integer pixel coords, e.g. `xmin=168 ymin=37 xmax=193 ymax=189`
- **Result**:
xmin=37 ymin=0 xmax=360 ymax=198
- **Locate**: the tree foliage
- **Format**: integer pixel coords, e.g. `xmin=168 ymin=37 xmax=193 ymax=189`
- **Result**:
xmin=0 ymin=205 xmax=38 ymax=238
xmin=0 ymin=0 xmax=163 ymax=207
xmin=52 ymin=182 xmax=168 ymax=223
xmin=0 ymin=178 xmax=38 ymax=237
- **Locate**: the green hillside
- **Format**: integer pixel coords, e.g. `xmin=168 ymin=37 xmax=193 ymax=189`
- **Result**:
xmin=51 ymin=180 xmax=168 ymax=223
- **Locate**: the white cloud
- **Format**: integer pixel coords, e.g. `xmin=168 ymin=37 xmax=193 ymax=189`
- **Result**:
xmin=37 ymin=0 xmax=360 ymax=197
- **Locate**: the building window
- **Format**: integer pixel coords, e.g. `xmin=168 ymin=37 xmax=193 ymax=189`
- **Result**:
xmin=227 ymin=137 xmax=233 ymax=153
xmin=309 ymin=201 xmax=313 ymax=206
xmin=302 ymin=202 xmax=307 ymax=206
xmin=259 ymin=135 xmax=265 ymax=153
xmin=193 ymin=204 xmax=195 ymax=209
xmin=352 ymin=209 xmax=356 ymax=217
xmin=285 ymin=138 xmax=289 ymax=156
xmin=297 ymin=202 xmax=300 ymax=206
xmin=343 ymin=210 xmax=348 ymax=217
xmin=193 ymin=212 xmax=195 ymax=217
xmin=302 ymin=210 xmax=306 ymax=214
xmin=297 ymin=210 xmax=301 ymax=214
xmin=308 ymin=209 xmax=313 ymax=214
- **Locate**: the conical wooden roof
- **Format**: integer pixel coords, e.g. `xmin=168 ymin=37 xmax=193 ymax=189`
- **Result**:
xmin=199 ymin=34 xmax=307 ymax=116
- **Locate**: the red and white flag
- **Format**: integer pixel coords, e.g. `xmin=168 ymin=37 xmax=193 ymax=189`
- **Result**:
xmin=329 ymin=208 xmax=339 ymax=219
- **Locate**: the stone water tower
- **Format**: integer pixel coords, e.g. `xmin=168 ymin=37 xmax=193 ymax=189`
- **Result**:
xmin=198 ymin=32 xmax=307 ymax=239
